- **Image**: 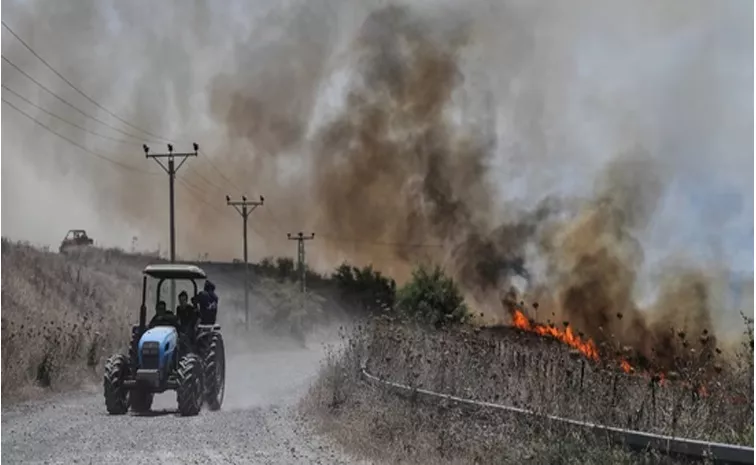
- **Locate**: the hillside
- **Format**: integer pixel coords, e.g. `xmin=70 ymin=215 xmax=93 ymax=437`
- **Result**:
xmin=0 ymin=240 xmax=346 ymax=399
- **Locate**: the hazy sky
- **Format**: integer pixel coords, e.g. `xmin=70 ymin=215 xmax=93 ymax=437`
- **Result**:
xmin=1 ymin=0 xmax=752 ymax=281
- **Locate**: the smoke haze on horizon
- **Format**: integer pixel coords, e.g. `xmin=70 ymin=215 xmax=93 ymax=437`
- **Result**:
xmin=1 ymin=0 xmax=752 ymax=339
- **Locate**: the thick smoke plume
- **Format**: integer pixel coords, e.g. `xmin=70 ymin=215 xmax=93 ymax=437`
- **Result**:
xmin=211 ymin=2 xmax=751 ymax=359
xmin=3 ymin=1 xmax=752 ymax=360
xmin=522 ymin=150 xmax=723 ymax=369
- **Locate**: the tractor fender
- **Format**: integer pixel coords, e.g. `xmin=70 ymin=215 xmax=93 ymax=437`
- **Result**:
xmin=195 ymin=330 xmax=214 ymax=342
xmin=138 ymin=326 xmax=178 ymax=369
xmin=195 ymin=324 xmax=221 ymax=339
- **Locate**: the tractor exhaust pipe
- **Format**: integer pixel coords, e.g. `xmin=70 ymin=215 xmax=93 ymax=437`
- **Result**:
xmin=139 ymin=275 xmax=147 ymax=330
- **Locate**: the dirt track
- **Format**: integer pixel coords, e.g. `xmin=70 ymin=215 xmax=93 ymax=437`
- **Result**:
xmin=1 ymin=336 xmax=368 ymax=465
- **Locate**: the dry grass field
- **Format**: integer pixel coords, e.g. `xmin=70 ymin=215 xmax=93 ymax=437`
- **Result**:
xmin=1 ymin=240 xmax=147 ymax=398
xmin=0 ymin=240 xmax=334 ymax=400
xmin=302 ymin=316 xmax=754 ymax=464
xmin=3 ymin=239 xmax=752 ymax=463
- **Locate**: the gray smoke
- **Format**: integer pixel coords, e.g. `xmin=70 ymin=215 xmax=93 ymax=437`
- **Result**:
xmin=2 ymin=0 xmax=752 ymax=339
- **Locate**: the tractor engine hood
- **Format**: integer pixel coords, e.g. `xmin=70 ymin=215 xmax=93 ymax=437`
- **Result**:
xmin=138 ymin=326 xmax=178 ymax=370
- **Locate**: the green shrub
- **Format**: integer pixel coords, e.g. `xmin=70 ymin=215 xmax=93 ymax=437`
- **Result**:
xmin=257 ymin=257 xmax=277 ymax=276
xmin=256 ymin=256 xmax=326 ymax=288
xmin=397 ymin=265 xmax=469 ymax=327
xmin=332 ymin=263 xmax=396 ymax=314
xmin=275 ymin=257 xmax=296 ymax=281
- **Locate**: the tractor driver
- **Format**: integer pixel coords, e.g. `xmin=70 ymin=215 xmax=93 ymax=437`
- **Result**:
xmin=148 ymin=300 xmax=178 ymax=328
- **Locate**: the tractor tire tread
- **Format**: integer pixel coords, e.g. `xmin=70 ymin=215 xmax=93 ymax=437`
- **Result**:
xmin=202 ymin=333 xmax=225 ymax=411
xmin=176 ymin=353 xmax=203 ymax=416
xmin=103 ymin=354 xmax=130 ymax=415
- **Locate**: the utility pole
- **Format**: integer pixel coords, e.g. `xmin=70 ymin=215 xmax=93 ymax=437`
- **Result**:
xmin=144 ymin=143 xmax=198 ymax=310
xmin=287 ymin=232 xmax=315 ymax=294
xmin=227 ymin=195 xmax=264 ymax=331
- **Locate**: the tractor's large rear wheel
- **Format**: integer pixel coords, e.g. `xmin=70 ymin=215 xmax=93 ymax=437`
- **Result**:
xmin=130 ymin=389 xmax=153 ymax=413
xmin=103 ymin=354 xmax=130 ymax=415
xmin=202 ymin=333 xmax=225 ymax=411
xmin=176 ymin=354 xmax=203 ymax=416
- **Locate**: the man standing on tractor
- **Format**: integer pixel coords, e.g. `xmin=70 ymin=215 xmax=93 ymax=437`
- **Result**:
xmin=194 ymin=280 xmax=219 ymax=325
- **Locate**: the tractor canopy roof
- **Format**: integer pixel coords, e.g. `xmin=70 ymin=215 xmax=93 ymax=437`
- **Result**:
xmin=143 ymin=264 xmax=207 ymax=280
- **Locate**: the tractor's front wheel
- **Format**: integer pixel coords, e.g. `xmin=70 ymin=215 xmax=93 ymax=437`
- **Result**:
xmin=103 ymin=354 xmax=130 ymax=415
xmin=176 ymin=354 xmax=203 ymax=416
xmin=202 ymin=333 xmax=225 ymax=411
xmin=130 ymin=389 xmax=153 ymax=413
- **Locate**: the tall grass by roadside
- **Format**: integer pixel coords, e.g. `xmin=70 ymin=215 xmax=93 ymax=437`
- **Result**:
xmin=303 ymin=319 xmax=753 ymax=464
xmin=0 ymin=240 xmax=349 ymax=400
xmin=301 ymin=264 xmax=754 ymax=464
xmin=1 ymin=240 xmax=149 ymax=399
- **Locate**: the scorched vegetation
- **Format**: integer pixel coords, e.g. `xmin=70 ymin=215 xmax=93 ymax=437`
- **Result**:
xmin=303 ymin=264 xmax=755 ymax=464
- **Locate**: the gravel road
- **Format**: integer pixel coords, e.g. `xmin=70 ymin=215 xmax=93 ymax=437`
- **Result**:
xmin=2 ymin=335 xmax=368 ymax=465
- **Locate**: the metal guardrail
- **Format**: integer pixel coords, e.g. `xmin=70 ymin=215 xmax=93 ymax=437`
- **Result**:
xmin=360 ymin=366 xmax=754 ymax=464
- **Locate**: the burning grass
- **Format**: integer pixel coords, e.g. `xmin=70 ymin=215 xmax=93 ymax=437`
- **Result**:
xmin=303 ymin=315 xmax=754 ymax=464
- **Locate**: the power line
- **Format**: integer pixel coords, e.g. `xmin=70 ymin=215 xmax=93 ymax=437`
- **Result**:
xmin=2 ymin=84 xmax=138 ymax=146
xmin=3 ymin=20 xmax=253 ymax=199
xmin=4 ymin=79 xmax=240 ymax=226
xmin=177 ymin=178 xmax=238 ymax=222
xmin=262 ymin=204 xmax=286 ymax=233
xmin=226 ymin=194 xmax=265 ymax=330
xmin=2 ymin=26 xmax=449 ymax=251
xmin=178 ymin=178 xmax=269 ymax=240
xmin=317 ymin=233 xmax=444 ymax=249
xmin=2 ymin=97 xmax=157 ymax=175
xmin=1 ymin=54 xmax=151 ymax=143
xmin=3 ymin=24 xmax=246 ymax=196
xmin=187 ymin=165 xmax=230 ymax=194
xmin=143 ymin=142 xmax=198 ymax=312
xmin=177 ymin=178 xmax=261 ymax=236
xmin=255 ymin=197 xmax=446 ymax=249
xmin=199 ymin=149 xmax=244 ymax=193
xmin=144 ymin=143 xmax=198 ymax=268
xmin=2 ymin=20 xmax=169 ymax=143
xmin=287 ymin=232 xmax=315 ymax=294
xmin=3 ymin=21 xmax=246 ymax=193
xmin=2 ymin=72 xmax=255 ymax=241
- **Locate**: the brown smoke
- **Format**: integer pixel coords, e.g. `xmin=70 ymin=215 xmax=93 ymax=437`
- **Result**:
xmin=300 ymin=5 xmax=559 ymax=293
xmin=2 ymin=1 xmax=750 ymax=362
xmin=519 ymin=150 xmax=723 ymax=369
xmin=309 ymin=6 xmax=489 ymax=276
xmin=204 ymin=4 xmax=749 ymax=363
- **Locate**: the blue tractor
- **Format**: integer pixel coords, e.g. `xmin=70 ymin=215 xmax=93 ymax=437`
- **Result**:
xmin=103 ymin=264 xmax=226 ymax=416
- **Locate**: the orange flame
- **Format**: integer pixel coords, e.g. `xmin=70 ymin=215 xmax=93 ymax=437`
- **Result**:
xmin=620 ymin=359 xmax=633 ymax=373
xmin=511 ymin=309 xmax=599 ymax=361
xmin=509 ymin=309 xmax=723 ymax=399
xmin=512 ymin=309 xmax=638 ymax=375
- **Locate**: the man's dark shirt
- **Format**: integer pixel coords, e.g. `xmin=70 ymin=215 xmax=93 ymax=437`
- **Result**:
xmin=195 ymin=291 xmax=218 ymax=324
xmin=176 ymin=303 xmax=197 ymax=327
